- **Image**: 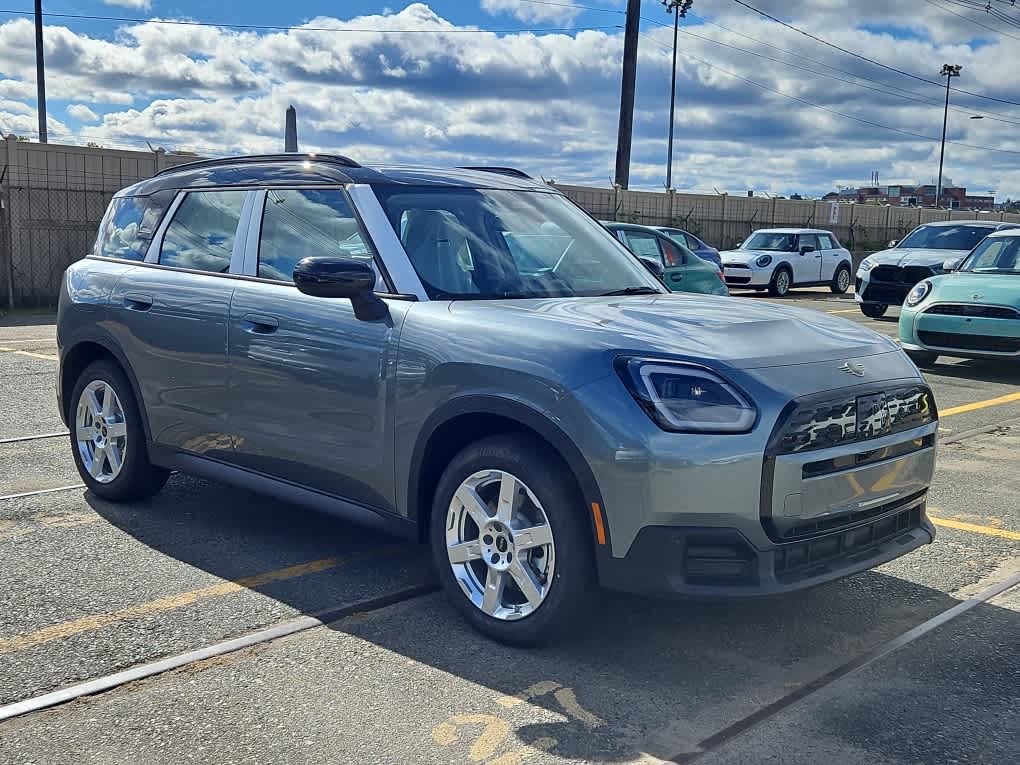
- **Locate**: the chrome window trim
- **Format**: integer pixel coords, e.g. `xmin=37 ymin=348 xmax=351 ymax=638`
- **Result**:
xmin=347 ymin=183 xmax=428 ymax=301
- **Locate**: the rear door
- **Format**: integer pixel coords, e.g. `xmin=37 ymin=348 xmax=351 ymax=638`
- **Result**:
xmin=110 ymin=188 xmax=251 ymax=457
xmin=794 ymin=233 xmax=823 ymax=284
xmin=817 ymin=233 xmax=842 ymax=282
xmin=227 ymin=187 xmax=410 ymax=511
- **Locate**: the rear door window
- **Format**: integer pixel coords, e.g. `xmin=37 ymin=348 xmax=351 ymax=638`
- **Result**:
xmin=258 ymin=189 xmax=383 ymax=288
xmin=94 ymin=190 xmax=176 ymax=261
xmin=818 ymin=233 xmax=836 ymax=250
xmin=159 ymin=190 xmax=248 ymax=273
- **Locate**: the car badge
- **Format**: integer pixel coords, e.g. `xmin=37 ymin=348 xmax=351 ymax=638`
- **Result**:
xmin=972 ymin=293 xmax=983 ymax=301
xmin=839 ymin=362 xmax=865 ymax=377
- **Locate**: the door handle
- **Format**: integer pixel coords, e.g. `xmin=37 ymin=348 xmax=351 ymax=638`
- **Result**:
xmin=241 ymin=313 xmax=279 ymax=334
xmin=123 ymin=293 xmax=153 ymax=311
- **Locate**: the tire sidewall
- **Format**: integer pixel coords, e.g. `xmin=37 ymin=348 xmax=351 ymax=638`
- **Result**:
xmin=832 ymin=265 xmax=851 ymax=294
xmin=429 ymin=434 xmax=593 ymax=645
xmin=861 ymin=303 xmax=888 ymax=318
xmin=69 ymin=360 xmax=163 ymax=501
xmin=770 ymin=267 xmax=792 ymax=296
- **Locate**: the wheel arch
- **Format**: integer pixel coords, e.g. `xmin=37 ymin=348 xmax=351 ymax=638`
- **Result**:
xmin=407 ymin=396 xmax=607 ymax=549
xmin=61 ymin=334 xmax=151 ymax=442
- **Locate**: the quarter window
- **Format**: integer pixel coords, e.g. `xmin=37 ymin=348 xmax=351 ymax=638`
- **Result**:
xmin=258 ymin=189 xmax=382 ymax=287
xmin=159 ymin=190 xmax=247 ymax=273
xmin=624 ymin=231 xmax=664 ymax=263
xmin=94 ymin=190 xmax=176 ymax=261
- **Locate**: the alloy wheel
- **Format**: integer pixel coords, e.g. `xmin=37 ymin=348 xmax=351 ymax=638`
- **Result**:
xmin=445 ymin=469 xmax=555 ymax=620
xmin=75 ymin=380 xmax=128 ymax=484
xmin=837 ymin=268 xmax=851 ymax=292
xmin=776 ymin=270 xmax=790 ymax=295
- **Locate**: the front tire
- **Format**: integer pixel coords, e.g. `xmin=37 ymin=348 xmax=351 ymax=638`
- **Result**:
xmin=831 ymin=265 xmax=852 ymax=294
xmin=430 ymin=434 xmax=594 ymax=646
xmin=69 ymin=360 xmax=169 ymax=501
xmin=906 ymin=349 xmax=939 ymax=368
xmin=768 ymin=267 xmax=792 ymax=297
xmin=861 ymin=303 xmax=888 ymax=318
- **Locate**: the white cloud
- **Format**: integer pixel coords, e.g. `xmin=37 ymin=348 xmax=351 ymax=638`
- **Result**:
xmin=67 ymin=103 xmax=99 ymax=122
xmin=102 ymin=0 xmax=153 ymax=10
xmin=481 ymin=0 xmax=582 ymax=25
xmin=1 ymin=3 xmax=1019 ymax=198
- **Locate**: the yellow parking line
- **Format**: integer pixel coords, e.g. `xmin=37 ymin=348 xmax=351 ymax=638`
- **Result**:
xmin=940 ymin=391 xmax=1020 ymax=418
xmin=930 ymin=516 xmax=1020 ymax=541
xmin=0 ymin=346 xmax=58 ymax=362
xmin=0 ymin=551 xmax=385 ymax=655
xmin=826 ymin=308 xmax=860 ymax=314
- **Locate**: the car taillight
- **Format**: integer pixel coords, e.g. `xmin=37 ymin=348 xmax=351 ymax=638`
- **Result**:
xmin=717 ymin=270 xmax=725 ymax=281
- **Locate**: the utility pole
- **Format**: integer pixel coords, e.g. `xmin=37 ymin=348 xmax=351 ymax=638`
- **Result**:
xmin=663 ymin=0 xmax=693 ymax=189
xmin=34 ymin=0 xmax=47 ymax=143
xmin=614 ymin=0 xmax=641 ymax=189
xmin=936 ymin=64 xmax=961 ymax=209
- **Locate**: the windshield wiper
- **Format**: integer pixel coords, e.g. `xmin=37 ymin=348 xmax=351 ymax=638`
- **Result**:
xmin=599 ymin=286 xmax=662 ymax=296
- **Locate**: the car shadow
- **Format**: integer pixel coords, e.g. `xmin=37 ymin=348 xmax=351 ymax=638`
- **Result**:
xmin=87 ymin=475 xmax=1019 ymax=763
xmin=926 ymin=356 xmax=1020 ymax=386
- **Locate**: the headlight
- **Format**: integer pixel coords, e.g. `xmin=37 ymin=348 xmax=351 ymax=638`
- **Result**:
xmin=858 ymin=258 xmax=874 ymax=272
xmin=755 ymin=254 xmax=773 ymax=268
xmin=906 ymin=280 xmax=932 ymax=307
xmin=616 ymin=357 xmax=757 ymax=433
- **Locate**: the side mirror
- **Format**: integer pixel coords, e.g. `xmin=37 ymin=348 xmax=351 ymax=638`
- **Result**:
xmin=639 ymin=256 xmax=665 ymax=279
xmin=942 ymin=258 xmax=960 ymax=273
xmin=799 ymin=245 xmax=815 ymax=255
xmin=293 ymin=257 xmax=388 ymax=321
xmin=888 ymin=239 xmax=899 ymax=248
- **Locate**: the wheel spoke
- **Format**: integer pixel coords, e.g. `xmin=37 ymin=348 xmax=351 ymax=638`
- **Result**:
xmin=106 ymin=421 xmax=127 ymax=439
xmin=106 ymin=443 xmax=123 ymax=475
xmin=83 ymin=388 xmax=102 ymax=418
xmin=512 ymin=522 xmax=553 ymax=552
xmin=507 ymin=559 xmax=543 ymax=608
xmin=101 ymin=384 xmax=116 ymax=417
xmin=448 ymin=540 xmax=482 ymax=564
xmin=454 ymin=484 xmax=492 ymax=528
xmin=480 ymin=568 xmax=506 ymax=615
xmin=76 ymin=424 xmax=97 ymax=441
xmin=495 ymin=473 xmax=520 ymax=525
xmin=89 ymin=447 xmax=107 ymax=478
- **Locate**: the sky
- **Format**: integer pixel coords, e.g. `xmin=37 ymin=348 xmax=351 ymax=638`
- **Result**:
xmin=2 ymin=0 xmax=1020 ymax=198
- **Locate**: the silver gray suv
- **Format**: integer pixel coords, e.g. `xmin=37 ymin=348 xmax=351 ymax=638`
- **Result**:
xmin=58 ymin=155 xmax=938 ymax=644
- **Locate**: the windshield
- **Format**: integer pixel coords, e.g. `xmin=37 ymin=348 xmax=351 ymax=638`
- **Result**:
xmin=742 ymin=232 xmax=798 ymax=251
xmin=898 ymin=224 xmax=994 ymax=251
xmin=959 ymin=236 xmax=1020 ymax=274
xmin=376 ymin=186 xmax=663 ymax=299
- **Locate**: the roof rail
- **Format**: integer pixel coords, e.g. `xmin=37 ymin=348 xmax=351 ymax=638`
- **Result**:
xmin=154 ymin=153 xmax=361 ymax=177
xmin=458 ymin=166 xmax=532 ymax=179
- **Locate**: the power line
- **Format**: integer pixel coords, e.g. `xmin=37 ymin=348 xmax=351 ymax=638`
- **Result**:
xmin=0 ymin=8 xmax=620 ymax=34
xmin=640 ymin=32 xmax=1020 ymax=156
xmin=728 ymin=0 xmax=1020 ymax=108
xmin=640 ymin=15 xmax=1020 ymax=126
xmin=924 ymin=0 xmax=1020 ymax=41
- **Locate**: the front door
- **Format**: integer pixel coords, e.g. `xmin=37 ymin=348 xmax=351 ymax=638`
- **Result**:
xmin=794 ymin=233 xmax=823 ymax=284
xmin=110 ymin=188 xmax=249 ymax=457
xmin=817 ymin=233 xmax=840 ymax=282
xmin=227 ymin=187 xmax=410 ymax=512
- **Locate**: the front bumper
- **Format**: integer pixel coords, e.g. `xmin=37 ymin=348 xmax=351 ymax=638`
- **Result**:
xmin=723 ymin=263 xmax=770 ymax=287
xmin=900 ymin=305 xmax=1020 ymax=358
xmin=856 ymin=264 xmax=938 ymax=305
xmin=599 ymin=495 xmax=934 ymax=596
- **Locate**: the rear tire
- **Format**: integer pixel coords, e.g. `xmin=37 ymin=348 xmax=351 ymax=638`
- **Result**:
xmin=906 ymin=349 xmax=939 ymax=368
xmin=861 ymin=303 xmax=888 ymax=319
xmin=831 ymin=265 xmax=852 ymax=294
xmin=429 ymin=434 xmax=595 ymax=646
xmin=69 ymin=360 xmax=169 ymax=501
xmin=768 ymin=267 xmax=792 ymax=297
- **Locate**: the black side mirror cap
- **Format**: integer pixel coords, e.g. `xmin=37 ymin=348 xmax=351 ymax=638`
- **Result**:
xmin=800 ymin=245 xmax=815 ymax=254
xmin=293 ymin=257 xmax=388 ymax=321
xmin=639 ymin=256 xmax=665 ymax=279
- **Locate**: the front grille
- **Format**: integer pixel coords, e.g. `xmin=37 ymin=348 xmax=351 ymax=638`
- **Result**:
xmin=871 ymin=264 xmax=937 ymax=285
xmin=769 ymin=489 xmax=928 ymax=542
xmin=774 ymin=505 xmax=923 ymax=580
xmin=723 ymin=263 xmax=749 ymax=270
xmin=769 ymin=386 xmax=936 ymax=455
xmin=802 ymin=434 xmax=935 ymax=478
xmin=725 ymin=275 xmax=752 ymax=284
xmin=917 ymin=330 xmax=1020 ymax=353
xmin=926 ymin=304 xmax=1019 ymax=319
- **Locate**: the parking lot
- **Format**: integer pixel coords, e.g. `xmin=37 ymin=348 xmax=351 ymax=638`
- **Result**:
xmin=0 ymin=291 xmax=1017 ymax=765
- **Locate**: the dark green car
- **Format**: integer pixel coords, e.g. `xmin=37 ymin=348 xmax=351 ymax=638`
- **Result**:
xmin=603 ymin=222 xmax=729 ymax=296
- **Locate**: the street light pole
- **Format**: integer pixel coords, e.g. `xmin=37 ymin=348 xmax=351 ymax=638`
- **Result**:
xmin=936 ymin=64 xmax=961 ymax=209
xmin=663 ymin=0 xmax=692 ymax=190
xmin=34 ymin=0 xmax=47 ymax=143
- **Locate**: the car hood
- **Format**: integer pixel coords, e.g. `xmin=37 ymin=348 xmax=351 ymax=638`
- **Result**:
xmin=929 ymin=272 xmax=1020 ymax=307
xmin=447 ymin=294 xmax=897 ymax=371
xmin=864 ymin=247 xmax=970 ymax=268
xmin=719 ymin=249 xmax=781 ymax=265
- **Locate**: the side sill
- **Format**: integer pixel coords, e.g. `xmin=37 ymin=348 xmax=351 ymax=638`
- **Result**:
xmin=153 ymin=447 xmax=417 ymax=541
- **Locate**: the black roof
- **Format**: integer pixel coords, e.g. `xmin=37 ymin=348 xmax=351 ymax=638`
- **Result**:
xmin=118 ymin=154 xmax=550 ymax=196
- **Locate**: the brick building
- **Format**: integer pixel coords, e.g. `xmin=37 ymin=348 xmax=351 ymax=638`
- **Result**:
xmin=823 ymin=184 xmax=994 ymax=211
